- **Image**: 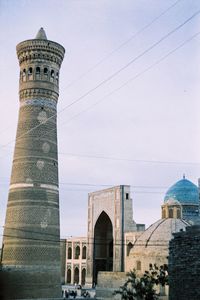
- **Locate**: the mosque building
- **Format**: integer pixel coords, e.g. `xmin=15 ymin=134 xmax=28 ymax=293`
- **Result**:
xmin=162 ymin=175 xmax=199 ymax=224
xmin=126 ymin=176 xmax=199 ymax=275
xmin=63 ymin=176 xmax=199 ymax=299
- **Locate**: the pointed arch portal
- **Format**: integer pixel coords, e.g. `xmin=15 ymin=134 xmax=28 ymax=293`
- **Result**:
xmin=93 ymin=211 xmax=113 ymax=284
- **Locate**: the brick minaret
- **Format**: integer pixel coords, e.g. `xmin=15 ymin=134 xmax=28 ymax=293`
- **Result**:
xmin=1 ymin=28 xmax=65 ymax=299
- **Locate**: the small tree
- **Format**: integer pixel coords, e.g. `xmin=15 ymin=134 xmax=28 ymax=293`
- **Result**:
xmin=115 ymin=264 xmax=168 ymax=300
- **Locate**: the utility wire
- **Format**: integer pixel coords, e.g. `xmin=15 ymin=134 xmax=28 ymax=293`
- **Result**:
xmin=0 ymin=221 xmax=189 ymax=245
xmin=51 ymin=8 xmax=200 ymax=116
xmin=60 ymin=183 xmax=168 ymax=189
xmin=64 ymin=0 xmax=182 ymax=89
xmin=29 ymin=28 xmax=200 ymax=147
xmin=0 ymin=0 xmax=183 ymax=140
xmin=0 ymin=180 xmax=169 ymax=189
xmin=59 ymin=152 xmax=200 ymax=166
xmin=0 ymin=31 xmax=200 ymax=167
xmin=0 ymin=233 xmax=172 ymax=247
xmin=2 ymin=226 xmax=61 ymax=238
xmin=0 ymin=226 xmax=134 ymax=243
xmin=0 ymin=9 xmax=199 ymax=151
xmin=57 ymin=189 xmax=165 ymax=194
xmin=58 ymin=30 xmax=200 ymax=134
xmin=0 ymin=143 xmax=199 ymax=166
xmin=0 ymin=185 xmax=167 ymax=194
xmin=0 ymin=176 xmax=195 ymax=192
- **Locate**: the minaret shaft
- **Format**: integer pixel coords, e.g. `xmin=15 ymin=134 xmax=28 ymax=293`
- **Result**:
xmin=1 ymin=28 xmax=65 ymax=299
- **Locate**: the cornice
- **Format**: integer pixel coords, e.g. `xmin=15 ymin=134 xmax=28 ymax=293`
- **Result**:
xmin=19 ymin=88 xmax=58 ymax=101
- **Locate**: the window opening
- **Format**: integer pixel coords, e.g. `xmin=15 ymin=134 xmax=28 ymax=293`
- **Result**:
xmin=127 ymin=242 xmax=133 ymax=256
xmin=51 ymin=70 xmax=55 ymax=77
xmin=56 ymin=72 xmax=59 ymax=83
xmin=50 ymin=70 xmax=55 ymax=82
xmin=169 ymin=208 xmax=173 ymax=218
xmin=22 ymin=69 xmax=26 ymax=82
xmin=136 ymin=260 xmax=141 ymax=270
xmin=68 ymin=247 xmax=72 ymax=259
xmin=75 ymin=246 xmax=80 ymax=259
xmin=82 ymin=246 xmax=86 ymax=259
xmin=44 ymin=67 xmax=48 ymax=77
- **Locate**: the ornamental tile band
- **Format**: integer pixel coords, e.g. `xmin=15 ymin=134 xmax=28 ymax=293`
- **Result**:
xmin=20 ymin=98 xmax=57 ymax=110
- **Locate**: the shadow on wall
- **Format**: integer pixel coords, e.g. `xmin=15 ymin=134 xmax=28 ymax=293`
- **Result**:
xmin=0 ymin=269 xmax=17 ymax=300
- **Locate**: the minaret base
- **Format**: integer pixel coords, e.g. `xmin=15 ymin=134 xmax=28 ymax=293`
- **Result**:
xmin=0 ymin=265 xmax=62 ymax=300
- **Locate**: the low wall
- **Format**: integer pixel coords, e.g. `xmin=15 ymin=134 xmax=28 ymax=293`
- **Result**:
xmin=96 ymin=271 xmax=127 ymax=299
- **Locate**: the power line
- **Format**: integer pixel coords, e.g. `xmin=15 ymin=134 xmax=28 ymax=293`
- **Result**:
xmin=1 ymin=28 xmax=200 ymax=166
xmin=57 ymin=30 xmax=200 ymax=134
xmin=0 ymin=177 xmax=196 ymax=192
xmin=0 ymin=179 xmax=169 ymax=189
xmin=0 ymin=186 xmax=166 ymax=194
xmin=1 ymin=141 xmax=199 ymax=166
xmin=56 ymin=8 xmax=200 ymax=123
xmin=2 ymin=27 xmax=199 ymax=164
xmin=0 ymin=9 xmax=199 ymax=151
xmin=59 ymin=189 xmax=165 ymax=194
xmin=64 ymin=0 xmax=183 ymax=90
xmin=0 ymin=187 xmax=166 ymax=195
xmin=0 ymin=233 xmax=173 ymax=247
xmin=0 ymin=219 xmax=189 ymax=246
xmin=2 ymin=226 xmax=61 ymax=238
xmin=59 ymin=152 xmax=200 ymax=166
xmin=0 ymin=181 xmax=169 ymax=195
xmin=60 ymin=182 xmax=168 ymax=189
xmin=0 ymin=0 xmax=183 ymax=141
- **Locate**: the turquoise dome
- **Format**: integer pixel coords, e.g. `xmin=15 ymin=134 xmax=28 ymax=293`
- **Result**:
xmin=164 ymin=178 xmax=199 ymax=205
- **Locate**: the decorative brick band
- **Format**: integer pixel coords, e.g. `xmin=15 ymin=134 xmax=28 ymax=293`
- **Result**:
xmin=19 ymin=88 xmax=58 ymax=101
xmin=40 ymin=184 xmax=59 ymax=191
xmin=9 ymin=183 xmax=59 ymax=192
xmin=17 ymin=39 xmax=65 ymax=67
xmin=20 ymin=98 xmax=57 ymax=110
xmin=9 ymin=183 xmax=34 ymax=189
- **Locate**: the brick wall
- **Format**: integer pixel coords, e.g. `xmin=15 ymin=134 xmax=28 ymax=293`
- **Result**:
xmin=169 ymin=225 xmax=200 ymax=300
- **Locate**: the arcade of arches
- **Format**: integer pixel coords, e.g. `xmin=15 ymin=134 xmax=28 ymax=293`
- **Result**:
xmin=65 ymin=237 xmax=87 ymax=285
xmin=67 ymin=245 xmax=86 ymax=260
xmin=66 ymin=267 xmax=86 ymax=285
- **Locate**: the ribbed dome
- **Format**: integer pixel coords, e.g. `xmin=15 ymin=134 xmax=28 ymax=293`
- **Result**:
xmin=127 ymin=218 xmax=191 ymax=274
xmin=164 ymin=178 xmax=199 ymax=205
xmin=131 ymin=218 xmax=190 ymax=254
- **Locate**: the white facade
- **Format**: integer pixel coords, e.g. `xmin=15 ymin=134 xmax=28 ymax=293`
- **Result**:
xmin=65 ymin=237 xmax=87 ymax=285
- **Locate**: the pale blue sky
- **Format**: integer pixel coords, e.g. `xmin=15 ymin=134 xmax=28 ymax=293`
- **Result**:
xmin=0 ymin=0 xmax=200 ymax=242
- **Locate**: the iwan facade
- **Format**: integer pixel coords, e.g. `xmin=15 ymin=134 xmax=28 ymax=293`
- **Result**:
xmin=86 ymin=185 xmax=144 ymax=285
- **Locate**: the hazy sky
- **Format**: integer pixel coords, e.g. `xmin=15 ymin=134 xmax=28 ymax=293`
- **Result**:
xmin=0 ymin=0 xmax=200 ymax=242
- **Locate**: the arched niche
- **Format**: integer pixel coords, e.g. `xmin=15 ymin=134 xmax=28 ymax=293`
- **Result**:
xmin=93 ymin=211 xmax=113 ymax=284
xmin=74 ymin=267 xmax=79 ymax=284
